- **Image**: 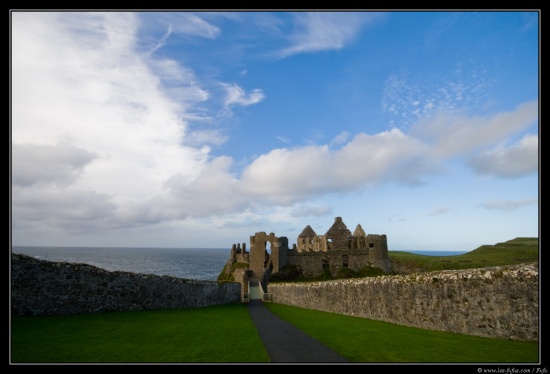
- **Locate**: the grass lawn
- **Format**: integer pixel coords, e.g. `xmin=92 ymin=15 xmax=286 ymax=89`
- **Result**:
xmin=11 ymin=304 xmax=270 ymax=363
xmin=11 ymin=301 xmax=538 ymax=364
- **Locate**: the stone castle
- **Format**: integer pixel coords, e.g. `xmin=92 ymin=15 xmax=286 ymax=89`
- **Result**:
xmin=223 ymin=217 xmax=391 ymax=296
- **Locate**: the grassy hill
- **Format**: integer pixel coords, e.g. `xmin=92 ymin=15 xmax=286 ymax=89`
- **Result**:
xmin=389 ymin=237 xmax=539 ymax=275
xmin=268 ymin=237 xmax=539 ymax=282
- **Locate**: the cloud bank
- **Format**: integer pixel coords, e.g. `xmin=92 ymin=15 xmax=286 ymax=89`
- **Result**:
xmin=468 ymin=134 xmax=538 ymax=178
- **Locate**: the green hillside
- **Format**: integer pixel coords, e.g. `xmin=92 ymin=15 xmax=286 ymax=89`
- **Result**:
xmin=389 ymin=237 xmax=539 ymax=274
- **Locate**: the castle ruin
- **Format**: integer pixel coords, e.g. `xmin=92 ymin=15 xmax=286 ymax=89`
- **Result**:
xmin=223 ymin=217 xmax=391 ymax=298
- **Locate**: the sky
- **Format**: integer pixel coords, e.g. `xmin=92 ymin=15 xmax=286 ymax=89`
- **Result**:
xmin=10 ymin=11 xmax=539 ymax=252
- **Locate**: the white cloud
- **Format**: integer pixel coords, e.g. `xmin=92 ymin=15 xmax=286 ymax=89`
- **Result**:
xmin=276 ymin=135 xmax=291 ymax=144
xmin=277 ymin=12 xmax=382 ymax=58
xmin=185 ymin=129 xmax=229 ymax=147
xmin=410 ymin=100 xmax=538 ymax=159
xmin=151 ymin=59 xmax=210 ymax=102
xmin=478 ymin=198 xmax=538 ymax=212
xmin=156 ymin=13 xmax=221 ymax=40
xmin=239 ymin=129 xmax=430 ymax=203
xmin=249 ymin=12 xmax=285 ymax=35
xmin=12 ymin=187 xmax=119 ymax=231
xmin=11 ymin=12 xmax=211 ymax=223
xmin=290 ymin=204 xmax=333 ymax=218
xmin=221 ymin=82 xmax=265 ymax=107
xmin=172 ymin=102 xmax=537 ymax=210
xmin=427 ymin=207 xmax=451 ymax=216
xmin=12 ymin=142 xmax=98 ymax=187
xmin=330 ymin=131 xmax=350 ymax=146
xmin=153 ymin=156 xmax=246 ymax=219
xmin=382 ymin=66 xmax=494 ymax=128
xmin=147 ymin=24 xmax=173 ymax=55
xmin=15 ymin=96 xmax=534 ymax=230
xmin=468 ymin=134 xmax=538 ymax=178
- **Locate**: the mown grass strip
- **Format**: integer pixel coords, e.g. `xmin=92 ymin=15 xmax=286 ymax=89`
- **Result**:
xmin=264 ymin=303 xmax=539 ymax=363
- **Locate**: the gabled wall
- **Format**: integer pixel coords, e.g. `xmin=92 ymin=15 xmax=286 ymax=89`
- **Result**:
xmin=284 ymin=217 xmax=391 ymax=277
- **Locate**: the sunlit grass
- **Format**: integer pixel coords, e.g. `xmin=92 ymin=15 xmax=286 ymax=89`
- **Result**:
xmin=389 ymin=237 xmax=539 ymax=273
xmin=264 ymin=303 xmax=539 ymax=363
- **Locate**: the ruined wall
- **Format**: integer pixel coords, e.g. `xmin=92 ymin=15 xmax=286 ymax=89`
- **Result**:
xmin=329 ymin=252 xmax=371 ymax=274
xmin=233 ymin=218 xmax=391 ymax=281
xmin=249 ymin=232 xmax=289 ymax=279
xmin=230 ymin=243 xmax=249 ymax=264
xmin=268 ymin=263 xmax=539 ymax=341
xmin=286 ymin=252 xmax=325 ymax=277
xmin=285 ymin=249 xmax=389 ymax=277
xmin=11 ymin=253 xmax=241 ymax=316
xmin=249 ymin=232 xmax=270 ymax=278
xmin=366 ymin=235 xmax=391 ymax=272
xmin=325 ymin=217 xmax=352 ymax=250
xmin=287 ymin=218 xmax=391 ymax=276
xmin=272 ymin=237 xmax=289 ymax=271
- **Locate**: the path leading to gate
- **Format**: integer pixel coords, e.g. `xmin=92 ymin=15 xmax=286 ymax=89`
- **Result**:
xmin=246 ymin=285 xmax=349 ymax=363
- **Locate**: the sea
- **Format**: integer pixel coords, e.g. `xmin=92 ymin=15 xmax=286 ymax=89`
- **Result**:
xmin=11 ymin=246 xmax=230 ymax=281
xmin=393 ymin=250 xmax=468 ymax=256
xmin=11 ymin=246 xmax=467 ymax=281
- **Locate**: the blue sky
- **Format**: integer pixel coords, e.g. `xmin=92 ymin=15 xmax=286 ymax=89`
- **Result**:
xmin=11 ymin=11 xmax=539 ymax=252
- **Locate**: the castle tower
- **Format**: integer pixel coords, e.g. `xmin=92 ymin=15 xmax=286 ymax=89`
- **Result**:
xmin=325 ymin=217 xmax=352 ymax=251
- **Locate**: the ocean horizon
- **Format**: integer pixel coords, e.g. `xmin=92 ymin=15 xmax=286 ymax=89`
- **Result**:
xmin=12 ymin=245 xmax=468 ymax=281
xmin=11 ymin=246 xmax=230 ymax=281
xmin=393 ymin=250 xmax=468 ymax=256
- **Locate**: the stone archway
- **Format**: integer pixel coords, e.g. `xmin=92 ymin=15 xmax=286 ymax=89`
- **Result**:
xmin=249 ymin=232 xmax=289 ymax=284
xmin=249 ymin=233 xmax=275 ymax=280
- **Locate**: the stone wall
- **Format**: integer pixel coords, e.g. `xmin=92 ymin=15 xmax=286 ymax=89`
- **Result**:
xmin=11 ymin=253 xmax=241 ymax=316
xmin=11 ymin=252 xmax=539 ymax=342
xmin=267 ymin=263 xmax=539 ymax=341
xmin=285 ymin=249 xmax=391 ymax=278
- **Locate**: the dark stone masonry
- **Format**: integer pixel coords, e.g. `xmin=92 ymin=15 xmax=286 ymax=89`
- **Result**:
xmin=11 ymin=253 xmax=241 ymax=316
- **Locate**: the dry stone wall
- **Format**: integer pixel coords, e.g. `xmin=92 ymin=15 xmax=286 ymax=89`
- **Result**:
xmin=11 ymin=253 xmax=241 ymax=316
xmin=11 ymin=253 xmax=539 ymax=342
xmin=267 ymin=263 xmax=539 ymax=341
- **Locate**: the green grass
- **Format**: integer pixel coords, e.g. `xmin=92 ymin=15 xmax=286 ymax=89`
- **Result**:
xmin=264 ymin=303 xmax=539 ymax=363
xmin=11 ymin=301 xmax=539 ymax=364
xmin=11 ymin=304 xmax=270 ymax=363
xmin=389 ymin=237 xmax=539 ymax=273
